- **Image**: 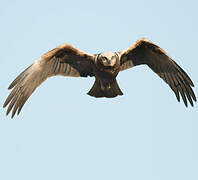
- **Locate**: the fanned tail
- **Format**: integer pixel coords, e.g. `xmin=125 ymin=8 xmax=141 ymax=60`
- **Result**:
xmin=87 ymin=79 xmax=123 ymax=98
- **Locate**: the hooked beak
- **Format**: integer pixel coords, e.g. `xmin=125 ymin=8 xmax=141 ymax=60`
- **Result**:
xmin=106 ymin=59 xmax=111 ymax=65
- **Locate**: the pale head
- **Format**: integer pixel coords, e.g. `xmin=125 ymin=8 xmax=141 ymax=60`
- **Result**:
xmin=99 ymin=52 xmax=118 ymax=67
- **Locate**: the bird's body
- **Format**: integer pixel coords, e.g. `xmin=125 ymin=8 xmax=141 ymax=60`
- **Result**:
xmin=4 ymin=38 xmax=197 ymax=118
xmin=89 ymin=52 xmax=122 ymax=98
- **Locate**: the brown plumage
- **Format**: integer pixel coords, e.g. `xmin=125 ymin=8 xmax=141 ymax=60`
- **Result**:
xmin=3 ymin=38 xmax=197 ymax=118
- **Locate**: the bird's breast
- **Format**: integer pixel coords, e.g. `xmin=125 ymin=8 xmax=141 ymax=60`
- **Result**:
xmin=94 ymin=65 xmax=120 ymax=79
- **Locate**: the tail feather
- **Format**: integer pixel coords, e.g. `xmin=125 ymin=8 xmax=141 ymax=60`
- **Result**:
xmin=87 ymin=79 xmax=123 ymax=98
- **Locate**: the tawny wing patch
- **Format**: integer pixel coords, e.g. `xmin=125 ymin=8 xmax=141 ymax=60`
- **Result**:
xmin=119 ymin=38 xmax=196 ymax=107
xmin=4 ymin=44 xmax=95 ymax=118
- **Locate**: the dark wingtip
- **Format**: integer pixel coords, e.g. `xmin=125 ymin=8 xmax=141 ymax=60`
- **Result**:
xmin=194 ymin=95 xmax=197 ymax=102
xmin=3 ymin=103 xmax=6 ymax=108
xmin=6 ymin=110 xmax=9 ymax=116
xmin=189 ymin=100 xmax=194 ymax=107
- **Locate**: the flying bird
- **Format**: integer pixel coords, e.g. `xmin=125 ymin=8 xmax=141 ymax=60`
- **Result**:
xmin=3 ymin=38 xmax=196 ymax=118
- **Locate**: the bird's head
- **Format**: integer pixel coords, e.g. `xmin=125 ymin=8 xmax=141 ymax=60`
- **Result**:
xmin=99 ymin=52 xmax=118 ymax=67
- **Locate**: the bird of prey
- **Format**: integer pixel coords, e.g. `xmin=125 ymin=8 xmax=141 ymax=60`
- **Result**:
xmin=3 ymin=38 xmax=196 ymax=118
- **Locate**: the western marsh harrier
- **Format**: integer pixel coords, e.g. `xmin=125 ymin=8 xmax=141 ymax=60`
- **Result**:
xmin=4 ymin=38 xmax=196 ymax=118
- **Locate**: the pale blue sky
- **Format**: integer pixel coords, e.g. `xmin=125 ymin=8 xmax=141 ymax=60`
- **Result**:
xmin=0 ymin=0 xmax=198 ymax=180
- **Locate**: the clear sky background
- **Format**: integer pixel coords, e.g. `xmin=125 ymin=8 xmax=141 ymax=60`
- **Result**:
xmin=0 ymin=0 xmax=198 ymax=179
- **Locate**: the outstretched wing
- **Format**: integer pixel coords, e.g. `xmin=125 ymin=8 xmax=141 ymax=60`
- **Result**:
xmin=119 ymin=38 xmax=196 ymax=107
xmin=4 ymin=44 xmax=95 ymax=118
